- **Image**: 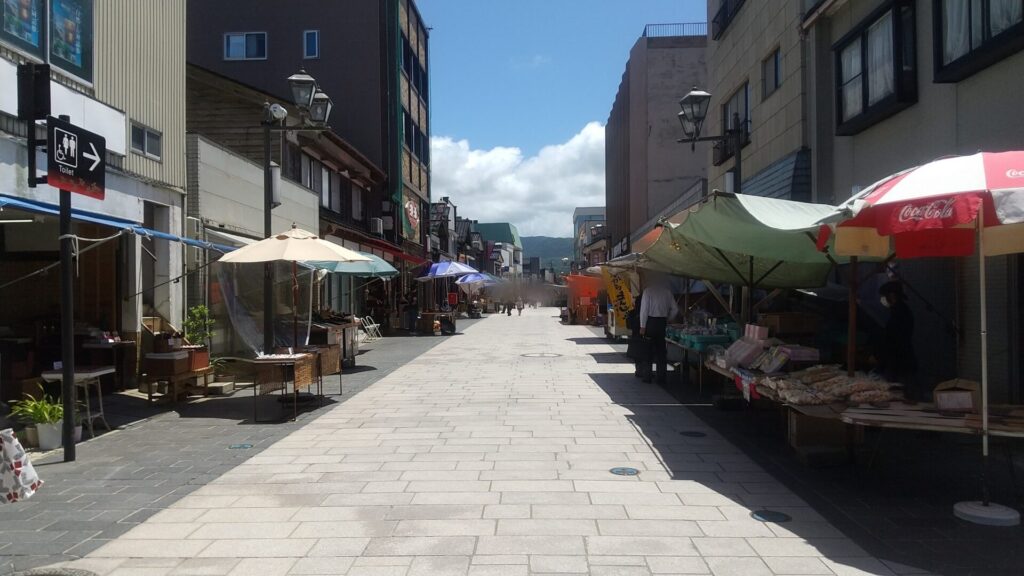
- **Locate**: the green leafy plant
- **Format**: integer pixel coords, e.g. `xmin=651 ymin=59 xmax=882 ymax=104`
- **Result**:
xmin=183 ymin=305 xmax=215 ymax=346
xmin=10 ymin=388 xmax=63 ymax=425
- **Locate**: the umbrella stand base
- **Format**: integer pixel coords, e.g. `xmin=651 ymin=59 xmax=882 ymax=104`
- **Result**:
xmin=953 ymin=501 xmax=1021 ymax=526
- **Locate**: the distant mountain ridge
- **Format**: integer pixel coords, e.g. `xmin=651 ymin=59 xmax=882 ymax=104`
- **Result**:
xmin=521 ymin=236 xmax=573 ymax=266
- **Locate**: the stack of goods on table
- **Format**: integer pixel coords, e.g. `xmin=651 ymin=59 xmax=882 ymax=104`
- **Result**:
xmin=666 ymin=319 xmax=735 ymax=352
xmin=756 ymin=365 xmax=904 ymax=406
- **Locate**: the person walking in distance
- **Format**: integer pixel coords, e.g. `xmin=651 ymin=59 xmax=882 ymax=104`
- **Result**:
xmin=639 ymin=273 xmax=678 ymax=385
xmin=516 ymin=297 xmax=524 ymax=316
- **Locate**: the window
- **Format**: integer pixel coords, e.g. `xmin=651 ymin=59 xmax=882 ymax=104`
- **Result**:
xmin=224 ymin=32 xmax=266 ymax=60
xmin=714 ymin=83 xmax=750 ymax=166
xmin=834 ymin=1 xmax=916 ymax=135
xmin=330 ymin=172 xmax=343 ymax=214
xmin=934 ymin=0 xmax=1024 ymax=82
xmin=403 ymin=111 xmax=414 ymax=150
xmin=762 ymin=48 xmax=781 ymax=99
xmin=303 ymin=30 xmax=319 ymax=59
xmin=351 ymin=185 xmax=364 ymax=221
xmin=130 ymin=122 xmax=161 ymax=160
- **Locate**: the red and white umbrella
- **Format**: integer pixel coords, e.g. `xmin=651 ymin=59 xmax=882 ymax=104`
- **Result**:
xmin=827 ymin=151 xmax=1024 ymax=259
xmin=823 ymin=151 xmax=1024 ymax=525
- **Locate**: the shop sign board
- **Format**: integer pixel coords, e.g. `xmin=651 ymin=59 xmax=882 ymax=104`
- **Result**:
xmin=46 ymin=114 xmax=105 ymax=199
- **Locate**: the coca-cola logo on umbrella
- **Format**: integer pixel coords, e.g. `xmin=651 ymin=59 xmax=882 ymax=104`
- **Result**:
xmin=897 ymin=198 xmax=957 ymax=223
xmin=1006 ymin=169 xmax=1024 ymax=179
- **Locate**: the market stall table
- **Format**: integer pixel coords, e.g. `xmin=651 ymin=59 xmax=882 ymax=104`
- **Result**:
xmin=223 ymin=354 xmax=321 ymax=422
xmin=840 ymin=403 xmax=1024 ymax=438
xmin=143 ymin=366 xmax=214 ymax=404
xmin=40 ymin=365 xmax=114 ymax=437
xmin=418 ymin=311 xmax=455 ymax=334
xmin=82 ymin=340 xmax=137 ymax=390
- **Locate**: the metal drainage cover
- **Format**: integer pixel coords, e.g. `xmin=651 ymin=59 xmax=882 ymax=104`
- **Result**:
xmin=520 ymin=353 xmax=562 ymax=358
xmin=15 ymin=569 xmax=100 ymax=576
xmin=751 ymin=510 xmax=792 ymax=523
xmin=228 ymin=443 xmax=253 ymax=450
xmin=679 ymin=431 xmax=707 ymax=438
xmin=609 ymin=467 xmax=640 ymax=476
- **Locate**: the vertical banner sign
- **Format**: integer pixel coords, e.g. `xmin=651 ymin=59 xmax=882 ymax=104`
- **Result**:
xmin=401 ymin=189 xmax=421 ymax=241
xmin=602 ymin=268 xmax=634 ymax=331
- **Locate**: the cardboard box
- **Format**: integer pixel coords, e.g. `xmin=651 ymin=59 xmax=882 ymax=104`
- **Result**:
xmin=144 ymin=351 xmax=190 ymax=377
xmin=787 ymin=408 xmax=849 ymax=449
xmin=934 ymin=379 xmax=980 ymax=413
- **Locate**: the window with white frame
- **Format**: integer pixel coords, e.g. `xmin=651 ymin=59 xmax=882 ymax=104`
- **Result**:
xmin=935 ymin=0 xmax=1024 ymax=82
xmin=224 ymin=32 xmax=267 ymax=60
xmin=130 ymin=122 xmax=162 ymax=160
xmin=762 ymin=48 xmax=781 ymax=99
xmin=835 ymin=0 xmax=916 ymax=134
xmin=303 ymin=30 xmax=319 ymax=59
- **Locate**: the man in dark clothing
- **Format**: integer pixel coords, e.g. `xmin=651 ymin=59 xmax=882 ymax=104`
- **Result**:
xmin=626 ymin=293 xmax=649 ymax=380
xmin=876 ymin=281 xmax=918 ymax=398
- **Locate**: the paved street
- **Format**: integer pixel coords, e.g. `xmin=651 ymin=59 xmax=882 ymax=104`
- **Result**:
xmin=18 ymin=309 xmax=931 ymax=576
xmin=0 ymin=329 xmax=465 ymax=575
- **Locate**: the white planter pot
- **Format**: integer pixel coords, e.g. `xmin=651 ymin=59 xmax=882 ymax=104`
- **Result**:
xmin=73 ymin=425 xmax=83 ymax=443
xmin=24 ymin=426 xmax=38 ymax=448
xmin=37 ymin=420 xmax=63 ymax=450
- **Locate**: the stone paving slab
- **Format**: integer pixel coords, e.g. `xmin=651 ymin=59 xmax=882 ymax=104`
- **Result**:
xmin=15 ymin=311 xmax=941 ymax=576
xmin=0 ymin=328 xmax=468 ymax=575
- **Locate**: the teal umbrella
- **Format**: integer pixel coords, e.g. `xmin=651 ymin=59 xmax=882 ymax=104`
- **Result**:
xmin=307 ymin=252 xmax=398 ymax=278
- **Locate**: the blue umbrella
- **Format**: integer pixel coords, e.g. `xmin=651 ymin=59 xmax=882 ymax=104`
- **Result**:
xmin=416 ymin=261 xmax=478 ymax=281
xmin=308 ymin=252 xmax=398 ymax=278
xmin=455 ymin=272 xmax=499 ymax=286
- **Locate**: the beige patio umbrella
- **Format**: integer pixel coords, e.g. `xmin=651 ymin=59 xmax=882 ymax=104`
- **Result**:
xmin=219 ymin=225 xmax=370 ymax=349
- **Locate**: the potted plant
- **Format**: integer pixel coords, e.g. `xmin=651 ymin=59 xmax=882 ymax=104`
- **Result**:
xmin=10 ymin=390 xmax=63 ymax=450
xmin=208 ymin=356 xmax=234 ymax=395
xmin=183 ymin=305 xmax=215 ymax=370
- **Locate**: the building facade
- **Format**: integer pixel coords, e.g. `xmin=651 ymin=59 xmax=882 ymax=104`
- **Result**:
xmin=185 ymin=0 xmax=430 ymax=263
xmin=706 ymin=0 xmax=1024 ymax=402
xmin=0 ymin=0 xmax=188 ymax=381
xmin=571 ymin=206 xmax=606 ymax=265
xmin=606 ymin=23 xmax=709 ymax=256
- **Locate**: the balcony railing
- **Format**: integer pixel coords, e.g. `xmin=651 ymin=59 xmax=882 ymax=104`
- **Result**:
xmin=642 ymin=22 xmax=708 ymax=38
xmin=711 ymin=125 xmax=751 ymax=166
xmin=712 ymin=0 xmax=747 ymax=40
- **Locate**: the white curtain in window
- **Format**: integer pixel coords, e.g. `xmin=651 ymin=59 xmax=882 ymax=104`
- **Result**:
xmin=991 ymin=0 xmax=1024 ymax=36
xmin=942 ymin=0 xmax=970 ymax=64
xmin=841 ymin=39 xmax=863 ymax=121
xmin=867 ymin=13 xmax=894 ymax=105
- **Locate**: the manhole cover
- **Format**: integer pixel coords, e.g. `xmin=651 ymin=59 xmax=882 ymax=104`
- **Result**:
xmin=751 ymin=510 xmax=792 ymax=523
xmin=228 ymin=443 xmax=253 ymax=450
xmin=609 ymin=467 xmax=640 ymax=476
xmin=520 ymin=353 xmax=562 ymax=358
xmin=679 ymin=431 xmax=707 ymax=438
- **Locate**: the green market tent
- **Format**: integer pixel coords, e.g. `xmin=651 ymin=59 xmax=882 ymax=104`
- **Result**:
xmin=637 ymin=192 xmax=846 ymax=289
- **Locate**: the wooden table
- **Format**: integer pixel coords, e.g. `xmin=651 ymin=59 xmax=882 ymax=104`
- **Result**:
xmin=223 ymin=354 xmax=320 ymax=422
xmin=41 ymin=366 xmax=115 ymax=437
xmin=840 ymin=403 xmax=1024 ymax=437
xmin=143 ymin=366 xmax=214 ymax=404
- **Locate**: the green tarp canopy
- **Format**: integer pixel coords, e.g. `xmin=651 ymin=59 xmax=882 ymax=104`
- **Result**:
xmin=637 ymin=193 xmax=846 ymax=289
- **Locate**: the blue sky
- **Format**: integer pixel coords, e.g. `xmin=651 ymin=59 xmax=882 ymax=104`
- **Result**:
xmin=418 ymin=0 xmax=708 ymax=237
xmin=418 ymin=0 xmax=706 ymax=156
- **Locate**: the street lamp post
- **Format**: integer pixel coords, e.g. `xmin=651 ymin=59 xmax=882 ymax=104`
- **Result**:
xmin=676 ymin=86 xmax=745 ymax=194
xmin=261 ymin=70 xmax=333 ymax=353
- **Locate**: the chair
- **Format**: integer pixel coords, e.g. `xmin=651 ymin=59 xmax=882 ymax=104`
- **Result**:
xmin=362 ymin=316 xmax=382 ymax=342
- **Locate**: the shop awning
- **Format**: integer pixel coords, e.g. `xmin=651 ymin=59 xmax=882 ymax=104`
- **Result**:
xmin=638 ymin=192 xmax=846 ymax=289
xmin=0 ymin=195 xmax=234 ymax=253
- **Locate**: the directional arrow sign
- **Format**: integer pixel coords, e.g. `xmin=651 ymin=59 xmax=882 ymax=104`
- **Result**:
xmin=47 ymin=115 xmax=106 ymax=200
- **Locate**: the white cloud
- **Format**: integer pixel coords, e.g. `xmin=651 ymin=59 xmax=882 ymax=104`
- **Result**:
xmin=430 ymin=122 xmax=605 ymax=237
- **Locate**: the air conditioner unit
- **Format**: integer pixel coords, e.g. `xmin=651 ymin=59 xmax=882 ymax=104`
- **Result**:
xmin=187 ymin=217 xmax=203 ymax=237
xmin=370 ymin=217 xmax=384 ymax=236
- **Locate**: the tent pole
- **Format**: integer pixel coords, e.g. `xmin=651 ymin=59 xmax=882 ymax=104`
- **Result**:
xmin=292 ymin=261 xmax=299 ymax=350
xmin=848 ymin=256 xmax=858 ymax=377
xmin=978 ymin=212 xmax=990 ymax=507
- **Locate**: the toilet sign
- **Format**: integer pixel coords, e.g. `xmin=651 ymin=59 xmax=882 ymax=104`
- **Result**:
xmin=47 ymin=115 xmax=105 ymax=200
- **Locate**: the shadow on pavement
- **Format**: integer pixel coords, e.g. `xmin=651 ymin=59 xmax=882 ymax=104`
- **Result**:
xmin=585 ymin=365 xmax=1024 ymax=576
xmin=566 ymin=336 xmax=612 ymax=345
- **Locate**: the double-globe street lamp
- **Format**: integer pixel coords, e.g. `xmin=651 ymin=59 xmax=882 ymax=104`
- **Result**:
xmin=676 ymin=86 xmax=745 ymax=194
xmin=261 ymin=69 xmax=334 ymax=352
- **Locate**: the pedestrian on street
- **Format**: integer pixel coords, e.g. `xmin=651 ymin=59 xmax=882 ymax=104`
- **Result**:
xmin=639 ymin=273 xmax=678 ymax=385
xmin=626 ymin=292 xmax=649 ymax=380
xmin=516 ymin=298 xmax=524 ymax=316
xmin=506 ymin=299 xmax=513 ymax=316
